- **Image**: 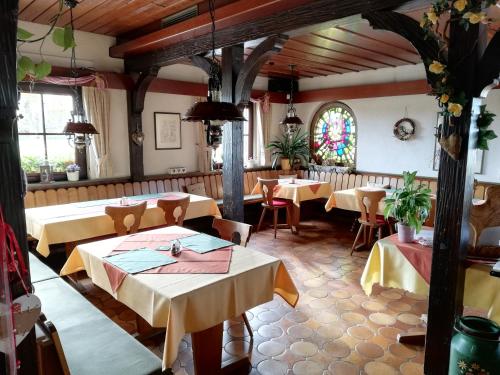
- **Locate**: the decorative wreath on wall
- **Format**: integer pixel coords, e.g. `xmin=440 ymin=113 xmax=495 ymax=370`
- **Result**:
xmin=393 ymin=118 xmax=416 ymax=141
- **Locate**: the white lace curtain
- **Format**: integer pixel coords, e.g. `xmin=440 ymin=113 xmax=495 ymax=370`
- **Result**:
xmin=252 ymin=93 xmax=272 ymax=166
xmin=82 ymin=86 xmax=112 ymax=178
xmin=193 ymin=97 xmax=212 ymax=173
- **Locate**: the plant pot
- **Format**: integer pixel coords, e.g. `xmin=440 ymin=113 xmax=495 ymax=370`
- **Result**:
xmin=397 ymin=223 xmax=415 ymax=243
xmin=66 ymin=171 xmax=79 ymax=182
xmin=280 ymin=158 xmax=291 ymax=171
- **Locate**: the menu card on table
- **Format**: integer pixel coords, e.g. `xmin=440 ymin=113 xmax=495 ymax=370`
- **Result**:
xmin=179 ymin=233 xmax=234 ymax=254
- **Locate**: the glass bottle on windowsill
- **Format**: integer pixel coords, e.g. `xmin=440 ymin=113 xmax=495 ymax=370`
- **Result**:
xmin=39 ymin=160 xmax=53 ymax=184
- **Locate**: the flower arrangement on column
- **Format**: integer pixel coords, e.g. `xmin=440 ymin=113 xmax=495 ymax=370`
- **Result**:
xmin=420 ymin=0 xmax=498 ymax=152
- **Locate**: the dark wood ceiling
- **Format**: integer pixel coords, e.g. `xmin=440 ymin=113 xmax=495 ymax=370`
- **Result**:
xmin=18 ymin=0 xmax=499 ymax=79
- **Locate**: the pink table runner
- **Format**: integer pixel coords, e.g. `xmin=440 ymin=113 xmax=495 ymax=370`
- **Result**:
xmin=103 ymin=233 xmax=233 ymax=292
xmin=388 ymin=235 xmax=432 ymax=284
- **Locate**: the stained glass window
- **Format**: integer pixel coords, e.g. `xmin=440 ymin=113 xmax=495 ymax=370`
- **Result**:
xmin=310 ymin=102 xmax=357 ymax=166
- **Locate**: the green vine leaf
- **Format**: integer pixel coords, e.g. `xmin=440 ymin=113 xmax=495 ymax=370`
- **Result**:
xmin=17 ymin=27 xmax=34 ymax=41
xmin=34 ymin=61 xmax=52 ymax=80
xmin=52 ymin=25 xmax=76 ymax=51
xmin=17 ymin=67 xmax=26 ymax=83
xmin=476 ymin=106 xmax=498 ymax=150
xmin=18 ymin=56 xmax=35 ymax=75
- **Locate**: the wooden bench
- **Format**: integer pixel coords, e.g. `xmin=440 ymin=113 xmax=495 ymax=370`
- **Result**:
xmin=25 ymin=168 xmax=296 ymax=209
xmin=25 ymin=168 xmax=494 ymax=210
xmin=30 ymin=253 xmax=163 ymax=375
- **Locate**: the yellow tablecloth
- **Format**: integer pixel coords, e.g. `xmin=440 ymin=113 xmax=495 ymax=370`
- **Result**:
xmin=251 ymin=179 xmax=331 ymax=206
xmin=60 ymin=226 xmax=299 ymax=370
xmin=325 ymin=187 xmax=388 ymax=213
xmin=26 ymin=193 xmax=221 ymax=257
xmin=360 ymin=238 xmax=500 ymax=323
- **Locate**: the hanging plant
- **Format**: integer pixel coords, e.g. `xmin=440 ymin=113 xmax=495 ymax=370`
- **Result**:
xmin=16 ymin=0 xmax=76 ymax=83
xmin=420 ymin=0 xmax=498 ymax=151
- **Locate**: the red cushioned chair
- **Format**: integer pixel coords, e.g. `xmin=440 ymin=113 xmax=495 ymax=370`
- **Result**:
xmin=256 ymin=178 xmax=293 ymax=239
xmin=351 ymin=188 xmax=394 ymax=255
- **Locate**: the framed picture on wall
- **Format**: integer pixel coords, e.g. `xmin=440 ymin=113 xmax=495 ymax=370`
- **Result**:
xmin=154 ymin=112 xmax=182 ymax=150
xmin=433 ymin=113 xmax=484 ymax=173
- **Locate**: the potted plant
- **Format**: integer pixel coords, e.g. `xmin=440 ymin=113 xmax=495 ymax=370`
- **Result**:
xmin=66 ymin=164 xmax=81 ymax=182
xmin=383 ymin=171 xmax=432 ymax=243
xmin=267 ymin=129 xmax=309 ymax=171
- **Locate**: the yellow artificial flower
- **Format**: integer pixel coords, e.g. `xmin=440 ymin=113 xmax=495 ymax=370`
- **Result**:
xmin=448 ymin=103 xmax=463 ymax=117
xmin=453 ymin=0 xmax=467 ymax=12
xmin=440 ymin=94 xmax=449 ymax=104
xmin=420 ymin=18 xmax=427 ymax=28
xmin=463 ymin=11 xmax=486 ymax=24
xmin=426 ymin=9 xmax=438 ymax=24
xmin=429 ymin=60 xmax=446 ymax=74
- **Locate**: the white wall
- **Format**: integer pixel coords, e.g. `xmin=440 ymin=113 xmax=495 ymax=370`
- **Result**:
xmin=291 ymin=90 xmax=500 ymax=182
xmin=18 ymin=21 xmax=123 ymax=72
xmin=142 ymin=92 xmax=199 ymax=175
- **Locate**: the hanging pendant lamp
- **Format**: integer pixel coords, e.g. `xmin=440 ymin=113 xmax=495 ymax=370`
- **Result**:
xmin=182 ymin=0 xmax=246 ymax=126
xmin=280 ymin=65 xmax=303 ymax=135
xmin=63 ymin=0 xmax=98 ymax=150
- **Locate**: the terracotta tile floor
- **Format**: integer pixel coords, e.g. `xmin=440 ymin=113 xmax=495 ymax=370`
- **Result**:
xmin=78 ymin=217 xmax=430 ymax=375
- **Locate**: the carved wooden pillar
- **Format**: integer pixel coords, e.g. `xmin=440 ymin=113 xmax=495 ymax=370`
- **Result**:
xmin=221 ymin=45 xmax=245 ymax=221
xmin=0 ymin=1 xmax=36 ymax=373
xmin=127 ymin=67 xmax=159 ymax=181
xmin=363 ymin=11 xmax=497 ymax=374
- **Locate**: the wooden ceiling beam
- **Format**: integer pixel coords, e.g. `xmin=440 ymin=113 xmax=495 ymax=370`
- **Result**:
xmin=115 ymin=0 xmax=421 ymax=71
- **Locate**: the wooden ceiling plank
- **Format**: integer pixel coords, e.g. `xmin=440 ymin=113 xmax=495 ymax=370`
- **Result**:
xmin=91 ymin=3 xmax=163 ymax=35
xmin=260 ymin=66 xmax=316 ymax=78
xmin=110 ymin=0 xmax=205 ymax=37
xmin=19 ymin=0 xmax=36 ymax=14
xmin=55 ymin=0 xmax=110 ymax=27
xmin=314 ymin=28 xmax=420 ymax=63
xmin=71 ymin=0 xmax=131 ymax=30
xmin=277 ymin=50 xmax=358 ymax=73
xmin=295 ymin=34 xmax=399 ymax=67
xmin=118 ymin=0 xmax=423 ymax=68
xmin=32 ymin=0 xmax=67 ymax=24
xmin=285 ymin=39 xmax=384 ymax=69
xmin=269 ymin=54 xmax=346 ymax=74
xmin=19 ymin=0 xmax=59 ymax=22
xmin=264 ymin=62 xmax=325 ymax=77
xmin=338 ymin=20 xmax=419 ymax=53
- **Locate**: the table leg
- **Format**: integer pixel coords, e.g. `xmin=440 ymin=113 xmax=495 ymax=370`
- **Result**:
xmin=191 ymin=323 xmax=251 ymax=374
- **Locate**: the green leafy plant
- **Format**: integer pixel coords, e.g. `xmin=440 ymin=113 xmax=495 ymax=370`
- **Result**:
xmin=17 ymin=0 xmax=76 ymax=82
xmin=383 ymin=171 xmax=432 ymax=233
xmin=267 ymin=129 xmax=310 ymax=169
xmin=477 ymin=105 xmax=497 ymax=150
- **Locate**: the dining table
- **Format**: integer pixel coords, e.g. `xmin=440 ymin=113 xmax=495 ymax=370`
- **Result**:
xmin=325 ymin=187 xmax=394 ymax=214
xmin=251 ymin=178 xmax=332 ymax=231
xmin=60 ymin=225 xmax=299 ymax=373
xmin=25 ymin=192 xmax=221 ymax=257
xmin=360 ymin=231 xmax=500 ymax=324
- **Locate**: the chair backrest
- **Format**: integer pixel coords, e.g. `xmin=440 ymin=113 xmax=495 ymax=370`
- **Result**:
xmin=258 ymin=178 xmax=279 ymax=206
xmin=105 ymin=201 xmax=147 ymax=236
xmin=37 ymin=314 xmax=70 ymax=375
xmin=469 ymin=185 xmax=500 ymax=248
xmin=355 ymin=188 xmax=386 ymax=226
xmin=212 ymin=218 xmax=252 ymax=247
xmin=157 ymin=195 xmax=190 ymax=226
xmin=423 ymin=196 xmax=436 ymax=227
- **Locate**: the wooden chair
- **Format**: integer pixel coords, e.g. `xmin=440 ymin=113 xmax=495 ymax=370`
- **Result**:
xmin=351 ymin=188 xmax=393 ymax=255
xmin=212 ymin=217 xmax=254 ymax=337
xmin=212 ymin=217 xmax=252 ymax=246
xmin=104 ymin=201 xmax=147 ymax=236
xmin=157 ymin=195 xmax=190 ymax=226
xmin=256 ymin=178 xmax=293 ymax=238
xmin=36 ymin=314 xmax=70 ymax=375
xmin=469 ymin=185 xmax=500 ymax=259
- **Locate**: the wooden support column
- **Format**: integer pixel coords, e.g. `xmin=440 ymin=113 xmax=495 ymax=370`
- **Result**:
xmin=220 ymin=36 xmax=287 ymax=220
xmin=221 ymin=45 xmax=245 ymax=221
xmin=0 ymin=1 xmax=36 ymax=373
xmin=364 ymin=11 xmax=498 ymax=374
xmin=127 ymin=67 xmax=159 ymax=181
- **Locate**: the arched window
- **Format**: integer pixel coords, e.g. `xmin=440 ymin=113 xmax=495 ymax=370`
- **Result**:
xmin=310 ymin=101 xmax=357 ymax=167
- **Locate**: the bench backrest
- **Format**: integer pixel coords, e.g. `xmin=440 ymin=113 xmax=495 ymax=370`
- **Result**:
xmin=24 ymin=168 xmax=493 ymax=209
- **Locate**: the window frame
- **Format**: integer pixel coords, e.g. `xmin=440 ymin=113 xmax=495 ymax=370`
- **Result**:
xmin=309 ymin=101 xmax=357 ymax=168
xmin=17 ymin=83 xmax=87 ymax=182
xmin=243 ymin=105 xmax=254 ymax=160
